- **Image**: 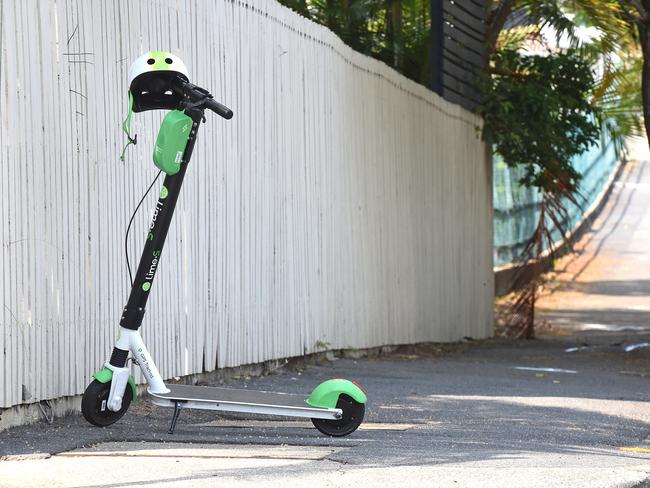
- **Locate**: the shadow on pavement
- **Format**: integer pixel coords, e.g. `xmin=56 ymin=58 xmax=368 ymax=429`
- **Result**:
xmin=559 ymin=280 xmax=650 ymax=297
xmin=537 ymin=307 xmax=650 ymax=327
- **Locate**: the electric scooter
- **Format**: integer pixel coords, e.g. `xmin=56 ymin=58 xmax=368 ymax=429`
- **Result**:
xmin=81 ymin=52 xmax=367 ymax=436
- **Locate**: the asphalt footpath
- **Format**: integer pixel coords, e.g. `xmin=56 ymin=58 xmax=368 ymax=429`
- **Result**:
xmin=2 ymin=334 xmax=650 ymax=487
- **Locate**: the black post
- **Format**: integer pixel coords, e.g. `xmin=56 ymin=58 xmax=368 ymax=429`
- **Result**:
xmin=429 ymin=0 xmax=444 ymax=95
xmin=119 ymin=106 xmax=205 ymax=332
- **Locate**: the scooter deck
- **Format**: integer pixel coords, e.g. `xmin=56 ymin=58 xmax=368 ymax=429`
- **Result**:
xmin=153 ymin=384 xmax=310 ymax=409
xmin=149 ymin=384 xmax=341 ymax=421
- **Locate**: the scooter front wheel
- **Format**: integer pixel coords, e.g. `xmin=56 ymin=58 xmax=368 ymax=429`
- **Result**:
xmin=81 ymin=379 xmax=132 ymax=427
xmin=311 ymin=394 xmax=365 ymax=437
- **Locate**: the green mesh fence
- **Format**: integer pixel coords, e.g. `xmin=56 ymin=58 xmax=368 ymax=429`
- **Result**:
xmin=493 ymin=132 xmax=620 ymax=267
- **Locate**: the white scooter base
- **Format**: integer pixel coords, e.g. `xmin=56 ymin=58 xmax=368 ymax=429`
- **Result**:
xmin=110 ymin=327 xmax=342 ymax=433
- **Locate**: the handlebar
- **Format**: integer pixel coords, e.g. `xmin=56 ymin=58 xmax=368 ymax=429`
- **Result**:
xmin=173 ymin=78 xmax=234 ymax=120
xmin=204 ymin=98 xmax=233 ymax=120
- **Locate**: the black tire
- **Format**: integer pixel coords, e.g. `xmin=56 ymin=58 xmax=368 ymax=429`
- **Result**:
xmin=311 ymin=394 xmax=365 ymax=437
xmin=81 ymin=379 xmax=132 ymax=427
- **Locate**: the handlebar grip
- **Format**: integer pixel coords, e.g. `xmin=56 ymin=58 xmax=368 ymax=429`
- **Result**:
xmin=205 ymin=98 xmax=234 ymax=120
xmin=172 ymin=77 xmax=234 ymax=120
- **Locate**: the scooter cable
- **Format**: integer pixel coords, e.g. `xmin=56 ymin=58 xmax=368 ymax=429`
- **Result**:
xmin=125 ymin=170 xmax=163 ymax=286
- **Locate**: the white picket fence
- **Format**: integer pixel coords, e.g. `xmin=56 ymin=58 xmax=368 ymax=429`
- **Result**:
xmin=0 ymin=0 xmax=493 ymax=409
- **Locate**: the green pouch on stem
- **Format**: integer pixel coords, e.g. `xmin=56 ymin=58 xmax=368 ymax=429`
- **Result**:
xmin=153 ymin=110 xmax=193 ymax=175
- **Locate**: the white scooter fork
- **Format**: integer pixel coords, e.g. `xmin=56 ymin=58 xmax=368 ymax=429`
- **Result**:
xmin=106 ymin=327 xmax=169 ymax=412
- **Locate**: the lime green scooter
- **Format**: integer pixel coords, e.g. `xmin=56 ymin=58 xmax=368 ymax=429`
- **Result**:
xmin=81 ymin=51 xmax=367 ymax=436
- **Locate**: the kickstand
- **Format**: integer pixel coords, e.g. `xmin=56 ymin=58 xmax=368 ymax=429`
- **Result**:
xmin=168 ymin=401 xmax=183 ymax=435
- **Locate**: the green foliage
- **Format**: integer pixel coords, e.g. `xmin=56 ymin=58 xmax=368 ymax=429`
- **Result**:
xmin=494 ymin=1 xmax=632 ymax=53
xmin=278 ymin=0 xmax=432 ymax=86
xmin=314 ymin=339 xmax=331 ymax=350
xmin=497 ymin=0 xmax=644 ymax=148
xmin=479 ymin=49 xmax=601 ymax=193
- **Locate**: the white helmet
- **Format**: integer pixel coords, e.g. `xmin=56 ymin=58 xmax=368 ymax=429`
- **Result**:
xmin=127 ymin=51 xmax=189 ymax=112
xmin=120 ymin=51 xmax=190 ymax=160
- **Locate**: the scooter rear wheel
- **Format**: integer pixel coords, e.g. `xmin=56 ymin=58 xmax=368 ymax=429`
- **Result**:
xmin=311 ymin=394 xmax=365 ymax=437
xmin=81 ymin=379 xmax=132 ymax=427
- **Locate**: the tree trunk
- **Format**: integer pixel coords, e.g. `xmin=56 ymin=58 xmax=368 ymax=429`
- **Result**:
xmin=326 ymin=0 xmax=337 ymax=29
xmin=385 ymin=0 xmax=403 ymax=69
xmin=485 ymin=0 xmax=516 ymax=55
xmin=341 ymin=0 xmax=356 ymax=50
xmin=296 ymin=0 xmax=308 ymax=16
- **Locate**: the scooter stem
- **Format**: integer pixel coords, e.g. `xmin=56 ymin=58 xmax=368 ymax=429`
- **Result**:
xmin=108 ymin=103 xmax=205 ymax=373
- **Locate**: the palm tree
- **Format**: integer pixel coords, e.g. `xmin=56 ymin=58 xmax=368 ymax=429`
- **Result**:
xmin=487 ymin=0 xmax=644 ymax=145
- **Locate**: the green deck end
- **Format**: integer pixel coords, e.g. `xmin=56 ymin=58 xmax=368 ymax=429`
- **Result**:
xmin=306 ymin=379 xmax=367 ymax=409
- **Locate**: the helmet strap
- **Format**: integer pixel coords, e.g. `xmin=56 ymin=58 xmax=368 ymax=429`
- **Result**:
xmin=119 ymin=92 xmax=137 ymax=161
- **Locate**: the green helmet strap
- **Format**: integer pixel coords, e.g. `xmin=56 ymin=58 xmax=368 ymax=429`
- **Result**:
xmin=120 ymin=92 xmax=137 ymax=161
